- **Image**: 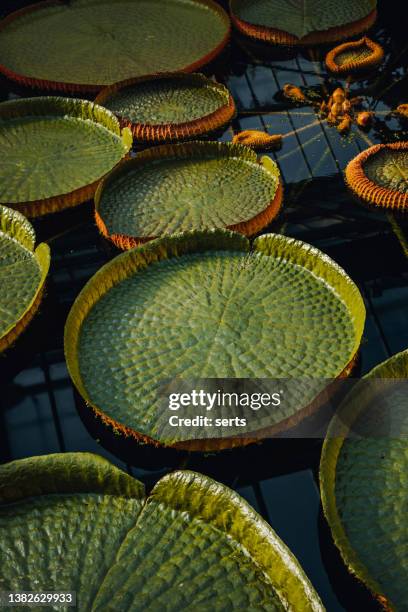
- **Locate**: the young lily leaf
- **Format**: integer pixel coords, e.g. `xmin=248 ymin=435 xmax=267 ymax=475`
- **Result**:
xmin=0 ymin=97 xmax=132 ymax=217
xmin=95 ymin=73 xmax=236 ymax=143
xmin=345 ymin=141 xmax=408 ymax=210
xmin=0 ymin=205 xmax=50 ymax=353
xmin=320 ymin=349 xmax=408 ymax=611
xmin=65 ymin=230 xmax=365 ymax=449
xmin=230 ymin=0 xmax=377 ymax=45
xmin=0 ymin=452 xmax=324 ymax=611
xmin=94 ymin=142 xmax=282 ymax=249
xmin=0 ymin=0 xmax=230 ymax=92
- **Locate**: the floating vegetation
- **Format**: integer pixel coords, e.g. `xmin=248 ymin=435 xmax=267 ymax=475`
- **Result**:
xmin=0 ymin=97 xmax=132 ymax=217
xmin=345 ymin=141 xmax=408 ymax=210
xmin=232 ymin=130 xmax=283 ymax=150
xmin=0 ymin=205 xmax=49 ymax=353
xmin=325 ymin=37 xmax=384 ymax=75
xmin=230 ymin=0 xmax=377 ymax=45
xmin=95 ymin=73 xmax=236 ymax=144
xmin=95 ymin=142 xmax=282 ymax=249
xmin=0 ymin=453 xmax=324 ymax=611
xmin=320 ymin=349 xmax=408 ymax=611
xmin=64 ymin=230 xmax=365 ymax=450
xmin=0 ymin=0 xmax=230 ymax=91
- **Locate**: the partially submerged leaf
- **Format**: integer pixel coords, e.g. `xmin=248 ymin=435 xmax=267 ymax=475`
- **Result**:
xmin=320 ymin=350 xmax=408 ymax=611
xmin=0 ymin=205 xmax=50 ymax=353
xmin=0 ymin=97 xmax=132 ymax=217
xmin=64 ymin=230 xmax=365 ymax=448
xmin=95 ymin=73 xmax=236 ymax=143
xmin=0 ymin=0 xmax=230 ymax=92
xmin=230 ymin=0 xmax=377 ymax=45
xmin=0 ymin=453 xmax=324 ymax=611
xmin=95 ymin=141 xmax=282 ymax=249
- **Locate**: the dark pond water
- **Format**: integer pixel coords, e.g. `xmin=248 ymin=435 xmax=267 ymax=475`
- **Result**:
xmin=0 ymin=1 xmax=407 ymax=610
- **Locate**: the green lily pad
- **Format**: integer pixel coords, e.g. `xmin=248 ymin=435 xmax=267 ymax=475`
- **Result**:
xmin=0 ymin=452 xmax=324 ymax=611
xmin=95 ymin=142 xmax=282 ymax=248
xmin=0 ymin=204 xmax=50 ymax=353
xmin=230 ymin=0 xmax=377 ymax=44
xmin=0 ymin=97 xmax=132 ymax=217
xmin=320 ymin=349 xmax=408 ymax=611
xmin=94 ymin=73 xmax=235 ymax=143
xmin=0 ymin=0 xmax=230 ymax=92
xmin=65 ymin=230 xmax=365 ymax=447
xmin=364 ymin=147 xmax=408 ymax=194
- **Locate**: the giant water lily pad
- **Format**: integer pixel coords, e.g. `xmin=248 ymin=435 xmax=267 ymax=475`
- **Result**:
xmin=95 ymin=73 xmax=236 ymax=143
xmin=65 ymin=230 xmax=365 ymax=449
xmin=0 ymin=0 xmax=230 ymax=92
xmin=345 ymin=141 xmax=408 ymax=211
xmin=320 ymin=349 xmax=408 ymax=611
xmin=230 ymin=0 xmax=377 ymax=45
xmin=0 ymin=97 xmax=132 ymax=217
xmin=0 ymin=205 xmax=50 ymax=353
xmin=325 ymin=37 xmax=384 ymax=75
xmin=0 ymin=453 xmax=324 ymax=611
xmin=95 ymin=142 xmax=282 ymax=249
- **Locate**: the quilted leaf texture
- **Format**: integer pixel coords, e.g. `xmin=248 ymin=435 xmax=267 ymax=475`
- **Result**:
xmin=0 ymin=0 xmax=230 ymax=92
xmin=95 ymin=73 xmax=236 ymax=143
xmin=230 ymin=0 xmax=377 ymax=45
xmin=320 ymin=349 xmax=408 ymax=611
xmin=0 ymin=453 xmax=324 ymax=611
xmin=345 ymin=142 xmax=408 ymax=210
xmin=0 ymin=204 xmax=49 ymax=353
xmin=65 ymin=230 xmax=365 ymax=447
xmin=94 ymin=142 xmax=282 ymax=248
xmin=0 ymin=97 xmax=132 ymax=217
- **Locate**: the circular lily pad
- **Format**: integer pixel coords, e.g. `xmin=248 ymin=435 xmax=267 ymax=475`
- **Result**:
xmin=345 ymin=141 xmax=408 ymax=211
xmin=320 ymin=349 xmax=408 ymax=610
xmin=0 ymin=205 xmax=50 ymax=353
xmin=64 ymin=230 xmax=365 ymax=449
xmin=94 ymin=73 xmax=236 ymax=143
xmin=0 ymin=97 xmax=132 ymax=217
xmin=325 ymin=37 xmax=384 ymax=75
xmin=0 ymin=0 xmax=230 ymax=92
xmin=0 ymin=452 xmax=324 ymax=611
xmin=230 ymin=0 xmax=377 ymax=45
xmin=95 ymin=142 xmax=282 ymax=249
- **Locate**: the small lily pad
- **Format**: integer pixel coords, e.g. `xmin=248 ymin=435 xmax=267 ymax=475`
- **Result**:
xmin=95 ymin=142 xmax=282 ymax=249
xmin=345 ymin=141 xmax=408 ymax=210
xmin=95 ymin=73 xmax=236 ymax=143
xmin=325 ymin=37 xmax=384 ymax=74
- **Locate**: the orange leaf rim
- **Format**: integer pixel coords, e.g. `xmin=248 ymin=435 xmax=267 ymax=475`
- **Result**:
xmin=229 ymin=4 xmax=377 ymax=46
xmin=325 ymin=37 xmax=384 ymax=74
xmin=94 ymin=142 xmax=283 ymax=251
xmin=74 ymin=350 xmax=359 ymax=453
xmin=396 ymin=104 xmax=408 ymax=119
xmin=94 ymin=73 xmax=236 ymax=143
xmin=0 ymin=96 xmax=132 ymax=218
xmin=0 ymin=0 xmax=231 ymax=93
xmin=345 ymin=141 xmax=408 ymax=211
